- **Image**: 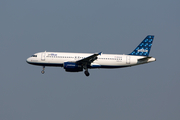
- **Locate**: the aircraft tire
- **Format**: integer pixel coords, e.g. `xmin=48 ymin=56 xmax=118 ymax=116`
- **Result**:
xmin=41 ymin=70 xmax=45 ymax=74
xmin=84 ymin=71 xmax=90 ymax=76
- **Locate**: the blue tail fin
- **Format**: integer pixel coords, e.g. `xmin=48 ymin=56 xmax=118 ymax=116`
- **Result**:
xmin=129 ymin=35 xmax=154 ymax=56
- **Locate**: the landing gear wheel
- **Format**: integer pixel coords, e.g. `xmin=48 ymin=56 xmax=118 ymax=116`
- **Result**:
xmin=41 ymin=66 xmax=45 ymax=74
xmin=84 ymin=71 xmax=90 ymax=77
xmin=41 ymin=70 xmax=45 ymax=74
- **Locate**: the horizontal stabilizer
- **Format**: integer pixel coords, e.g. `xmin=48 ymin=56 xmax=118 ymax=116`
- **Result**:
xmin=138 ymin=57 xmax=152 ymax=62
xmin=138 ymin=57 xmax=156 ymax=63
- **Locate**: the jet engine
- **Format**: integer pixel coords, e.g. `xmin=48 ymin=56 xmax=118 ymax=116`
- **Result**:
xmin=63 ymin=62 xmax=83 ymax=72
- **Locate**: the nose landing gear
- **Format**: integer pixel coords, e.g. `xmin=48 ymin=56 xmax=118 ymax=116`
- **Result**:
xmin=41 ymin=66 xmax=45 ymax=74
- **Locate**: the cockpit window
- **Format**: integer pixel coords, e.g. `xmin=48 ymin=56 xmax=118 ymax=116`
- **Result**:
xmin=31 ymin=55 xmax=37 ymax=57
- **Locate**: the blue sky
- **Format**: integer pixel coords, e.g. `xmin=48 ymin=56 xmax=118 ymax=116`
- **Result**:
xmin=1 ymin=0 xmax=180 ymax=120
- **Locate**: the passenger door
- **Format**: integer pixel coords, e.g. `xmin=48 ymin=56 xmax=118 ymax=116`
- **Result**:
xmin=41 ymin=52 xmax=46 ymax=61
xmin=126 ymin=56 xmax=130 ymax=64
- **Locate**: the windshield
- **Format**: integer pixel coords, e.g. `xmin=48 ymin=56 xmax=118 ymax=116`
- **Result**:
xmin=31 ymin=55 xmax=37 ymax=57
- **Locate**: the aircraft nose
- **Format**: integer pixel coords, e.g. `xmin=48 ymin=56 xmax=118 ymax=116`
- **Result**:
xmin=26 ymin=58 xmax=31 ymax=63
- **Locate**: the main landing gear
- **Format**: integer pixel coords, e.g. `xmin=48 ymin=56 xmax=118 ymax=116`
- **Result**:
xmin=84 ymin=70 xmax=90 ymax=77
xmin=41 ymin=66 xmax=45 ymax=74
xmin=83 ymin=65 xmax=90 ymax=77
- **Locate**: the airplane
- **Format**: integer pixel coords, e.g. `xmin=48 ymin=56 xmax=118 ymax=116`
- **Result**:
xmin=26 ymin=35 xmax=156 ymax=76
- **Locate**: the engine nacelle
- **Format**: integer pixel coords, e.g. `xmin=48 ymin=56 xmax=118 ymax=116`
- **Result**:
xmin=63 ymin=62 xmax=83 ymax=72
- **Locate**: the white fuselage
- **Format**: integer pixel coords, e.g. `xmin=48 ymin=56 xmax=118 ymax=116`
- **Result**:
xmin=26 ymin=35 xmax=156 ymax=76
xmin=26 ymin=52 xmax=156 ymax=68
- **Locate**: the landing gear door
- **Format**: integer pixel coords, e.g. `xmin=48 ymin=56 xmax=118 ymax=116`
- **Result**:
xmin=126 ymin=56 xmax=130 ymax=64
xmin=41 ymin=52 xmax=46 ymax=61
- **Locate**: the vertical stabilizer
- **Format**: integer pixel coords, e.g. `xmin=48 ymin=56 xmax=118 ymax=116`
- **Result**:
xmin=129 ymin=35 xmax=154 ymax=56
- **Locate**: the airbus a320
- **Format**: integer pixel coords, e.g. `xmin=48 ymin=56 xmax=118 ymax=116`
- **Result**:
xmin=26 ymin=35 xmax=156 ymax=76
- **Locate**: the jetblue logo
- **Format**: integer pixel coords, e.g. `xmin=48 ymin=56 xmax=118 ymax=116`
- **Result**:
xmin=67 ymin=64 xmax=75 ymax=66
xmin=48 ymin=53 xmax=57 ymax=56
xmin=138 ymin=49 xmax=148 ymax=53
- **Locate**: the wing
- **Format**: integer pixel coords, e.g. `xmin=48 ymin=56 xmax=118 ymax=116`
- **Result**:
xmin=76 ymin=52 xmax=102 ymax=65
